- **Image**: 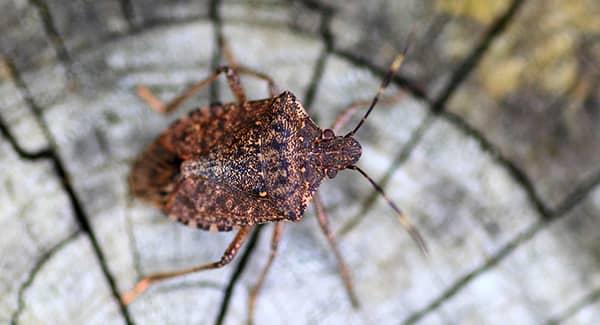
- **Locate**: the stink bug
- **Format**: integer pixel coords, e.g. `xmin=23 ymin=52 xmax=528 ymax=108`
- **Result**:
xmin=122 ymin=40 xmax=426 ymax=321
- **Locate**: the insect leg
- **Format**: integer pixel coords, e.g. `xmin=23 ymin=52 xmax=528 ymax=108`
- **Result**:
xmin=136 ymin=65 xmax=247 ymax=114
xmin=248 ymin=222 xmax=283 ymax=324
xmin=331 ymin=92 xmax=405 ymax=134
xmin=236 ymin=66 xmax=279 ymax=97
xmin=121 ymin=226 xmax=253 ymax=305
xmin=219 ymin=36 xmax=239 ymax=69
xmin=219 ymin=37 xmax=279 ymax=97
xmin=313 ymin=192 xmax=360 ymax=308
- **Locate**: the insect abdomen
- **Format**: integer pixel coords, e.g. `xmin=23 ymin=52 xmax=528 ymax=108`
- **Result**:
xmin=129 ymin=138 xmax=182 ymax=208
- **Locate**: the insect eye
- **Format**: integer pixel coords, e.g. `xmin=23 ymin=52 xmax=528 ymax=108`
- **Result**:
xmin=322 ymin=129 xmax=335 ymax=140
xmin=326 ymin=169 xmax=338 ymax=178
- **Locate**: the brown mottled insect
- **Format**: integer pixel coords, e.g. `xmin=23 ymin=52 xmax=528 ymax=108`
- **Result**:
xmin=122 ymin=41 xmax=426 ymax=320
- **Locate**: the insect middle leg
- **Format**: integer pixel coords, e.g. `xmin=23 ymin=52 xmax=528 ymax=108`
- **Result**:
xmin=313 ymin=192 xmax=360 ymax=308
xmin=121 ymin=226 xmax=253 ymax=305
xmin=248 ymin=222 xmax=283 ymax=324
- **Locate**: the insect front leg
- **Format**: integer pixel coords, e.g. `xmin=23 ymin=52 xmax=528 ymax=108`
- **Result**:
xmin=136 ymin=65 xmax=248 ymax=114
xmin=313 ymin=192 xmax=360 ymax=308
xmin=331 ymin=92 xmax=406 ymax=134
xmin=248 ymin=222 xmax=284 ymax=324
xmin=121 ymin=226 xmax=253 ymax=305
xmin=220 ymin=37 xmax=279 ymax=97
xmin=236 ymin=66 xmax=279 ymax=97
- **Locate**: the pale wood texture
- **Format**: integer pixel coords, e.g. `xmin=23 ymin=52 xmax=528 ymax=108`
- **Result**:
xmin=1 ymin=0 xmax=599 ymax=324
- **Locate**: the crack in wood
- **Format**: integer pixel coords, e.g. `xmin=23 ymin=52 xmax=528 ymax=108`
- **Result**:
xmin=27 ymin=0 xmax=74 ymax=79
xmin=10 ymin=231 xmax=80 ymax=325
xmin=2 ymin=55 xmax=135 ymax=325
xmin=210 ymin=3 xmax=345 ymax=320
xmin=552 ymin=169 xmax=600 ymax=218
xmin=332 ymin=47 xmax=430 ymax=103
xmin=214 ymin=226 xmax=264 ymax=325
xmin=4 ymin=0 xmax=597 ymax=322
xmin=402 ymin=174 xmax=600 ymax=324
xmin=303 ymin=49 xmax=329 ymax=115
xmin=118 ymin=0 xmax=138 ymax=31
xmin=431 ymin=0 xmax=528 ymax=111
xmin=402 ymin=221 xmax=544 ymax=325
xmin=205 ymin=1 xmax=560 ymax=322
xmin=547 ymin=286 xmax=600 ymax=324
xmin=16 ymin=203 xmax=45 ymax=254
xmin=209 ymin=0 xmax=224 ymax=104
xmin=288 ymin=0 xmax=335 ymax=14
xmin=155 ymin=279 xmax=223 ymax=296
xmin=337 ymin=112 xmax=435 ymax=237
xmin=306 ymin=1 xmax=596 ymax=321
xmin=323 ymin=0 xmax=538 ymax=238
xmin=441 ymin=110 xmax=551 ymax=217
xmin=124 ymin=201 xmax=144 ymax=283
xmin=0 ymin=113 xmax=52 ymax=160
xmin=301 ymin=3 xmax=333 ymax=114
xmin=210 ymin=1 xmax=254 ymax=321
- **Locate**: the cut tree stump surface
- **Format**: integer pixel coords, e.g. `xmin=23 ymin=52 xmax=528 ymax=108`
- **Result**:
xmin=1 ymin=1 xmax=599 ymax=324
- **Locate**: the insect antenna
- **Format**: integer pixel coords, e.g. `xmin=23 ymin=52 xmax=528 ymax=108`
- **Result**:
xmin=345 ymin=32 xmax=413 ymax=138
xmin=348 ymin=165 xmax=428 ymax=256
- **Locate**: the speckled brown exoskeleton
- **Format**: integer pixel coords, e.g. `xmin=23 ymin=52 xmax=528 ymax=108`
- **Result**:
xmin=121 ymin=41 xmax=427 ymax=321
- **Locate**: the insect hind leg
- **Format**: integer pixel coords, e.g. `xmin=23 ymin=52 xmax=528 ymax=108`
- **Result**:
xmin=121 ymin=226 xmax=253 ymax=305
xmin=248 ymin=222 xmax=284 ymax=324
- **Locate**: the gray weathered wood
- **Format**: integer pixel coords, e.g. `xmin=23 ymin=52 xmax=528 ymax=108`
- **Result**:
xmin=1 ymin=1 xmax=599 ymax=324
